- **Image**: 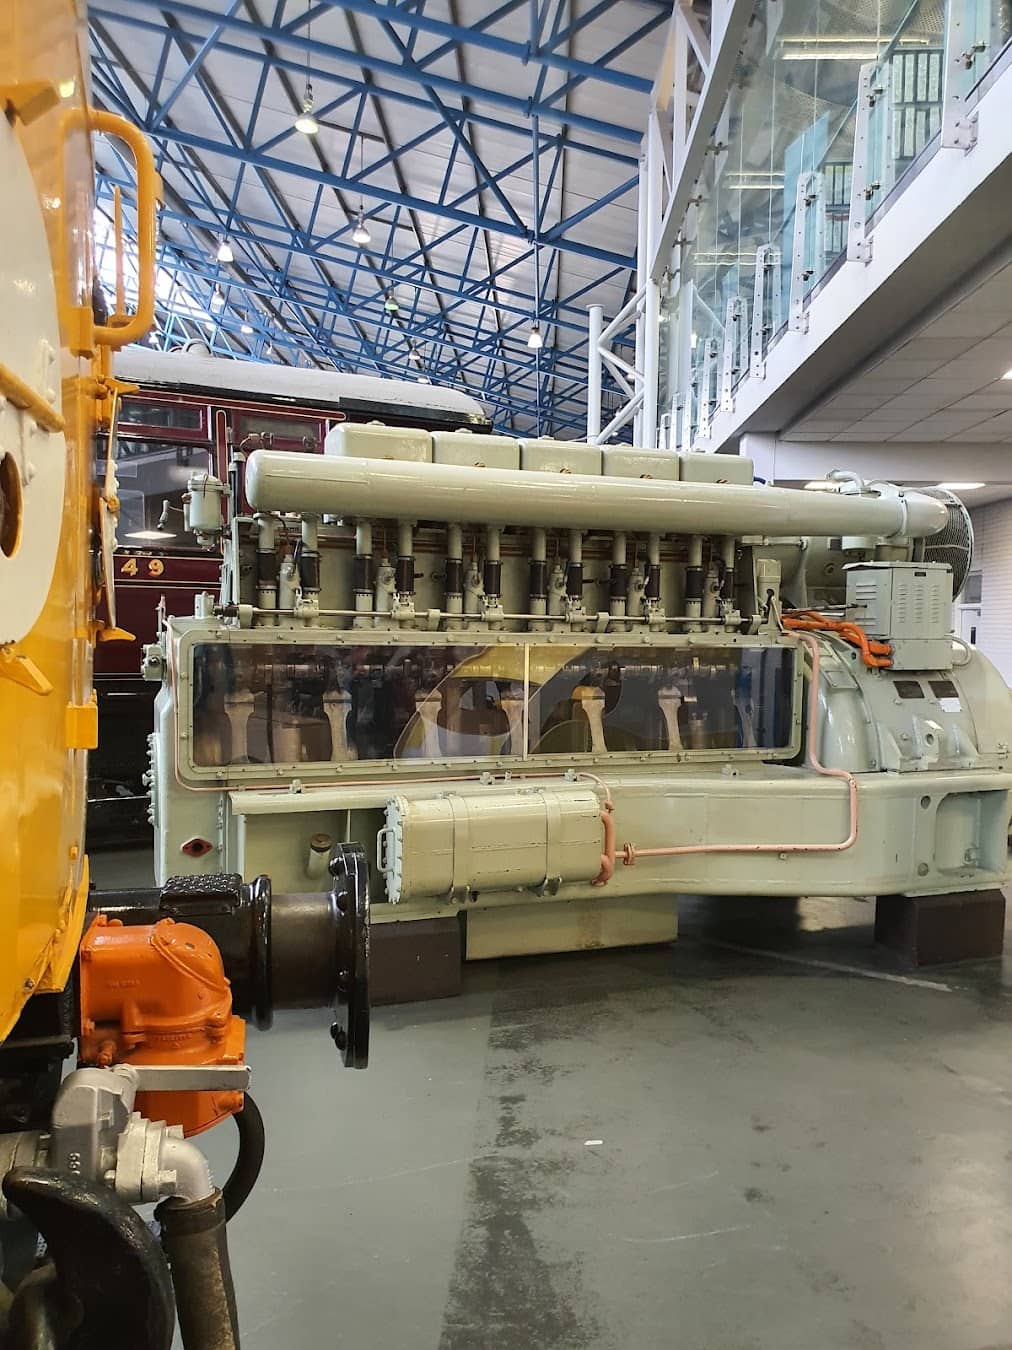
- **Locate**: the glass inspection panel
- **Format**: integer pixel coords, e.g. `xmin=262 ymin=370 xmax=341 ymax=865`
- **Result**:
xmin=188 ymin=641 xmax=796 ymax=769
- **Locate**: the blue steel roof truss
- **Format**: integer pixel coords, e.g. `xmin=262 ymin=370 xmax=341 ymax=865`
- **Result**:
xmin=89 ymin=0 xmax=659 ymax=434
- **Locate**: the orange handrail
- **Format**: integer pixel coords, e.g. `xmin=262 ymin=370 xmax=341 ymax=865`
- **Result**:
xmin=62 ymin=108 xmax=160 ymax=350
xmin=88 ymin=110 xmax=160 ymax=348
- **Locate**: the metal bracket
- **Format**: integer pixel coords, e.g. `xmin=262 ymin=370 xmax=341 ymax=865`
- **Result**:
xmin=719 ymin=296 xmax=746 ymax=412
xmin=680 ymin=385 xmax=694 ymax=451
xmin=789 ymin=170 xmax=825 ymax=332
xmin=125 ymin=1064 xmax=251 ymax=1093
xmin=696 ymin=338 xmax=719 ymax=439
xmin=942 ymin=0 xmax=983 ymax=150
xmin=848 ymin=62 xmax=885 ymax=262
xmin=749 ymin=245 xmax=781 ymax=378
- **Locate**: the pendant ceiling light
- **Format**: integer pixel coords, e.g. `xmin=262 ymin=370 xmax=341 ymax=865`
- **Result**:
xmin=352 ymin=133 xmax=370 ymax=246
xmin=293 ymin=3 xmax=319 ymax=135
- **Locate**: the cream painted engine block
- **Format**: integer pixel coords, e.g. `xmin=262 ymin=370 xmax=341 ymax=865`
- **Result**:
xmin=144 ymin=430 xmax=1012 ymax=964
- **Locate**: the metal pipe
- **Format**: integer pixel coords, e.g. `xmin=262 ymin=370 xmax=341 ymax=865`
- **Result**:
xmin=278 ymin=552 xmax=297 ymax=611
xmin=684 ymin=536 xmax=703 ymax=622
xmin=255 ymin=514 xmax=279 ymax=619
xmin=219 ymin=604 xmax=743 ymax=625
xmin=609 ymin=531 xmax=628 ymax=619
xmin=566 ymin=529 xmax=583 ymax=593
xmin=444 ymin=522 xmax=463 ymax=619
xmin=645 ymin=533 xmax=662 ymax=607
xmin=245 ymin=452 xmax=949 ymax=540
xmin=483 ymin=525 xmax=502 ymax=602
xmin=269 ymin=891 xmax=339 ymax=1009
xmin=395 ymin=521 xmax=415 ymax=616
xmin=464 ymin=557 xmax=483 ymax=617
xmin=374 ymin=556 xmax=394 ymax=617
xmin=354 ymin=521 xmax=373 ymax=622
xmin=529 ymin=526 xmax=548 ymax=623
xmin=298 ymin=515 xmax=320 ymax=603
xmin=159 ymin=1137 xmax=215 ymax=1204
xmin=720 ymin=536 xmax=736 ymax=607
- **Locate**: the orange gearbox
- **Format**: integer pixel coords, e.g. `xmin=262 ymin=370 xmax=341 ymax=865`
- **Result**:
xmin=78 ymin=914 xmax=246 ymax=1136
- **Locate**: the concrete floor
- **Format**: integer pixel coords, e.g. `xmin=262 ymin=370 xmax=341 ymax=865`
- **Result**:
xmin=92 ymin=851 xmax=1012 ymax=1350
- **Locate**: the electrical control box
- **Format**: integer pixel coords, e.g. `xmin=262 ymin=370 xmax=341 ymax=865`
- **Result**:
xmin=845 ymin=561 xmax=954 ymax=670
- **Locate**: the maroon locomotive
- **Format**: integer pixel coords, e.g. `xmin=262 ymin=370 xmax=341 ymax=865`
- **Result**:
xmin=91 ymin=346 xmax=491 ymax=844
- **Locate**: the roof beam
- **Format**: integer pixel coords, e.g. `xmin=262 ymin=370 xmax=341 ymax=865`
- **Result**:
xmin=130 ymin=121 xmax=636 ymax=268
xmin=311 ymin=0 xmax=655 ymax=93
xmin=93 ymin=0 xmax=643 ymax=144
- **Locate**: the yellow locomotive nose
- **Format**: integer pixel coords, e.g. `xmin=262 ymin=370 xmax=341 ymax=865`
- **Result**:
xmin=0 ymin=2 xmax=158 ymax=1039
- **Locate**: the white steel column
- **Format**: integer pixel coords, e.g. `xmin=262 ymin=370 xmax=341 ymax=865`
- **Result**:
xmin=633 ymin=156 xmax=648 ymax=443
xmin=586 ymin=304 xmax=603 ymax=440
xmin=641 ymin=110 xmax=664 ymax=448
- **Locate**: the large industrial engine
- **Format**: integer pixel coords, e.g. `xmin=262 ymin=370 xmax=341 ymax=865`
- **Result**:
xmin=146 ymin=422 xmax=1012 ymax=998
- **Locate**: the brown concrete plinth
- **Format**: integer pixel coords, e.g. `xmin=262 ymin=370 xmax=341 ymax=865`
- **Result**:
xmin=874 ymin=890 xmax=1006 ymax=966
xmin=369 ymin=916 xmax=462 ymax=1004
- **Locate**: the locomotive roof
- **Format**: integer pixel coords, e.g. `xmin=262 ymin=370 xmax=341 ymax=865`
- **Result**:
xmin=114 ymin=347 xmax=490 ymax=422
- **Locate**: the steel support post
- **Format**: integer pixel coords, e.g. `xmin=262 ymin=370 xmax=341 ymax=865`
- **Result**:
xmin=586 ymin=304 xmax=603 ymax=441
xmin=633 ymin=155 xmax=648 ymax=443
xmin=641 ymin=111 xmax=664 ymax=448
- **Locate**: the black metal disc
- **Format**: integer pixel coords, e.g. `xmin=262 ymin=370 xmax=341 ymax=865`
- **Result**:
xmin=329 ymin=844 xmax=370 ymax=1069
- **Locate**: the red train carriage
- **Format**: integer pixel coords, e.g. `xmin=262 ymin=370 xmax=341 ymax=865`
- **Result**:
xmin=91 ymin=346 xmax=491 ymax=844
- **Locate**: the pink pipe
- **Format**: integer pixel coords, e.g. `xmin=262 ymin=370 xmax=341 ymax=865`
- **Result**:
xmin=621 ymin=633 xmax=859 ymax=865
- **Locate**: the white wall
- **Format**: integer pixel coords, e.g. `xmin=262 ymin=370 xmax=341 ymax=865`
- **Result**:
xmin=970 ymin=499 xmax=1012 ymax=684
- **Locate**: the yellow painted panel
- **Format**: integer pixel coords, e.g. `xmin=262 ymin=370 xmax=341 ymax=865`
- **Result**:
xmin=0 ymin=0 xmax=97 ymax=1037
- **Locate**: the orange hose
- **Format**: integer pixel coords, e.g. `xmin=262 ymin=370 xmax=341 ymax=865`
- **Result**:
xmin=783 ymin=611 xmax=891 ymax=669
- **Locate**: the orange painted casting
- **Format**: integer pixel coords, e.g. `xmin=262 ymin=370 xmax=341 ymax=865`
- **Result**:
xmin=79 ymin=915 xmax=245 ymax=1137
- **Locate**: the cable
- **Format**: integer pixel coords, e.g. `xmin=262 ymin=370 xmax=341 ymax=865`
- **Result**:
xmin=222 ymin=1093 xmax=265 ymax=1222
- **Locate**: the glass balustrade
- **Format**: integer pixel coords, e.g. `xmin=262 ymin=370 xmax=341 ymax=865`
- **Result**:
xmin=664 ymin=0 xmax=1011 ymax=446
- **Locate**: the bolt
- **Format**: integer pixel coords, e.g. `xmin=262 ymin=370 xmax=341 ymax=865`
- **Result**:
xmin=330 ymin=1022 xmax=347 ymax=1051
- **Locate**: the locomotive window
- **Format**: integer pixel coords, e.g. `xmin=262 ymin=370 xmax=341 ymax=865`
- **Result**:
xmin=189 ymin=641 xmax=795 ymax=768
xmin=120 ymin=397 xmax=205 ymax=432
xmin=100 ymin=439 xmax=212 ymax=550
xmin=233 ymin=411 xmax=322 ymax=450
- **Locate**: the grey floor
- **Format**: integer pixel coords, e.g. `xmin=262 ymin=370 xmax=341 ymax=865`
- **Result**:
xmin=92 ymin=850 xmax=1012 ymax=1350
